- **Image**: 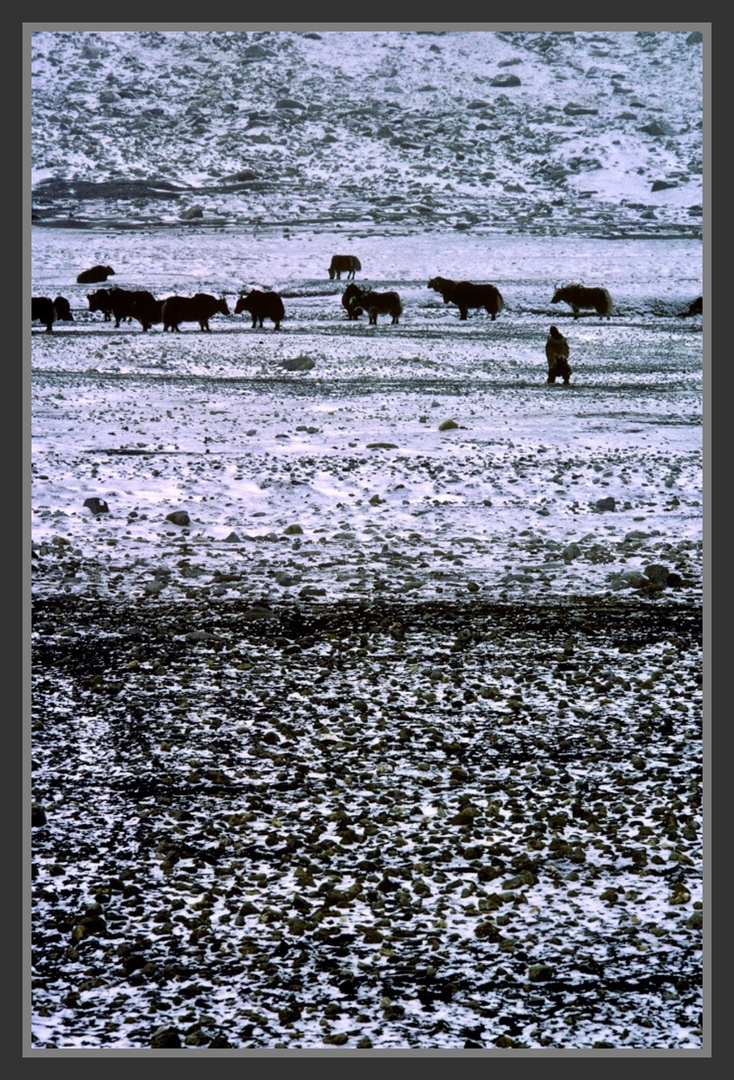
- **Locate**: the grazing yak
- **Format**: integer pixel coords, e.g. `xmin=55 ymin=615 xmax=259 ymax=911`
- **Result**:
xmin=551 ymin=283 xmax=613 ymax=319
xmin=678 ymin=296 xmax=703 ymax=317
xmin=162 ymin=293 xmax=230 ymax=332
xmin=545 ymin=325 xmax=572 ymax=385
xmin=328 ymin=254 xmax=361 ymax=281
xmin=428 ymin=277 xmax=504 ymax=321
xmin=32 ymin=296 xmax=73 ymax=332
xmin=235 ymin=289 xmax=285 ymax=331
xmin=358 ymin=288 xmax=403 ymax=326
xmin=88 ymin=288 xmax=156 ymax=328
xmin=77 ymin=264 xmax=115 ymax=284
xmin=342 ymin=283 xmax=364 ymax=320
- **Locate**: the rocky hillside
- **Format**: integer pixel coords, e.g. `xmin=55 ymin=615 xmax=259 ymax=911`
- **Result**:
xmin=30 ymin=28 xmax=704 ymax=237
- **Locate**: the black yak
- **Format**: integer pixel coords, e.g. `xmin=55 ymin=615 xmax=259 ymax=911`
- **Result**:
xmin=545 ymin=325 xmax=571 ymax=385
xmin=328 ymin=254 xmax=361 ymax=281
xmin=32 ymin=296 xmax=73 ymax=332
xmin=86 ymin=288 xmax=114 ymax=322
xmin=359 ymin=289 xmax=403 ymax=326
xmin=551 ymin=283 xmax=613 ymax=319
xmin=342 ymin=283 xmax=364 ymax=320
xmin=678 ymin=296 xmax=703 ymax=317
xmin=162 ymin=293 xmax=230 ymax=332
xmin=427 ymin=277 xmax=504 ymax=321
xmin=77 ymin=264 xmax=115 ymax=284
xmin=235 ymin=290 xmax=285 ymax=331
xmin=132 ymin=295 xmax=167 ymax=331
xmin=88 ymin=288 xmax=156 ymax=328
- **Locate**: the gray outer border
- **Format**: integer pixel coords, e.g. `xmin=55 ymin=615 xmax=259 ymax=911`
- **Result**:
xmin=23 ymin=19 xmax=713 ymax=1064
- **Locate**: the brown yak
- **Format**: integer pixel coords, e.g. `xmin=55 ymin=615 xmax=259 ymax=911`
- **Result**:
xmin=428 ymin=277 xmax=504 ymax=321
xmin=551 ymin=283 xmax=613 ymax=319
xmin=162 ymin=293 xmax=230 ymax=332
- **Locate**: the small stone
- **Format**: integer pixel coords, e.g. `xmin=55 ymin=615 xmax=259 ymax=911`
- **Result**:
xmin=645 ymin=563 xmax=670 ymax=587
xmin=281 ymin=356 xmax=315 ymax=371
xmin=84 ymin=497 xmax=109 ymax=515
xmin=439 ymin=419 xmax=459 ymax=431
xmin=150 ymin=1026 xmax=181 ymax=1049
xmin=166 ymin=511 xmax=190 ymax=526
xmin=595 ymin=496 xmax=616 ymax=512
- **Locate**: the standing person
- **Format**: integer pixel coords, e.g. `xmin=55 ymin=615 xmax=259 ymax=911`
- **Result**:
xmin=545 ymin=325 xmax=571 ymax=385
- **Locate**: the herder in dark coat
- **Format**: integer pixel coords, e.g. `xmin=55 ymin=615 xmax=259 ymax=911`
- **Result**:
xmin=545 ymin=325 xmax=571 ymax=385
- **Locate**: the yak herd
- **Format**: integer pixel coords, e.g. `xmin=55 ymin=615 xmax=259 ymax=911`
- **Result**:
xmin=32 ymin=255 xmax=702 ymax=386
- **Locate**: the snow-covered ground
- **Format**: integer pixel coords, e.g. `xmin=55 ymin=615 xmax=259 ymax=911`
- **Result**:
xmin=29 ymin=28 xmax=705 ymax=1054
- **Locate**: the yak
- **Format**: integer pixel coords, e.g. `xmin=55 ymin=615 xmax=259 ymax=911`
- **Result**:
xmin=88 ymin=288 xmax=156 ymax=328
xmin=359 ymin=289 xmax=403 ymax=326
xmin=342 ymin=283 xmax=364 ymax=320
xmin=545 ymin=325 xmax=572 ymax=385
xmin=328 ymin=254 xmax=361 ymax=281
xmin=77 ymin=264 xmax=115 ymax=284
xmin=678 ymin=296 xmax=703 ymax=317
xmin=235 ymin=289 xmax=285 ymax=331
xmin=162 ymin=293 xmax=230 ymax=332
xmin=551 ymin=283 xmax=613 ymax=319
xmin=428 ymin=277 xmax=504 ymax=321
xmin=32 ymin=296 xmax=73 ymax=332
xmin=132 ymin=295 xmax=167 ymax=332
xmin=86 ymin=288 xmax=114 ymax=322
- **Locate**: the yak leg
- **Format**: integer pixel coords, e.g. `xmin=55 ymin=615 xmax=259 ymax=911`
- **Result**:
xmin=459 ymin=307 xmax=468 ymax=320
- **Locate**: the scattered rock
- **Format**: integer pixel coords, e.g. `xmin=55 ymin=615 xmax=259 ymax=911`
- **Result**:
xmin=528 ymin=963 xmax=555 ymax=982
xmin=640 ymin=120 xmax=676 ymax=136
xmin=595 ymin=496 xmax=616 ymax=512
xmin=165 ymin=511 xmax=190 ymax=526
xmin=84 ymin=497 xmax=109 ymax=515
xmin=281 ymin=356 xmax=315 ymax=371
xmin=150 ymin=1026 xmax=181 ymax=1049
xmin=644 ymin=563 xmax=670 ymax=588
xmin=564 ymin=103 xmax=599 ymax=115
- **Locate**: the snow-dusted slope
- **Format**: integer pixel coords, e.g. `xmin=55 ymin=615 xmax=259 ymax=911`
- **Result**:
xmin=31 ymin=28 xmax=704 ymax=237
